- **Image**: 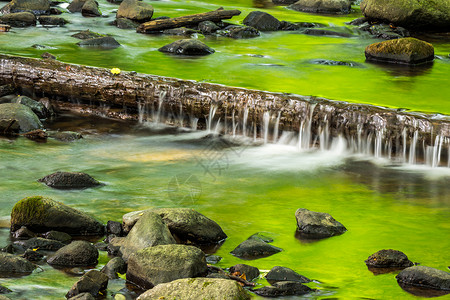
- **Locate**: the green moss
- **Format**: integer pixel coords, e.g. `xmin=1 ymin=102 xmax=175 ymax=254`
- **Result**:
xmin=11 ymin=196 xmax=50 ymax=225
xmin=202 ymin=281 xmax=213 ymax=289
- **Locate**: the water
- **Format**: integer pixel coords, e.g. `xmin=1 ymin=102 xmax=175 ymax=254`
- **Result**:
xmin=0 ymin=114 xmax=449 ymax=299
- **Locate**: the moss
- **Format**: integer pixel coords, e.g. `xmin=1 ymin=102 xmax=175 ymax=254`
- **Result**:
xmin=11 ymin=196 xmax=50 ymax=225
xmin=202 ymin=280 xmax=213 ymax=289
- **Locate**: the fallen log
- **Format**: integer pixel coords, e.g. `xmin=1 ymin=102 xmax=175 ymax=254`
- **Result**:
xmin=137 ymin=8 xmax=241 ymax=33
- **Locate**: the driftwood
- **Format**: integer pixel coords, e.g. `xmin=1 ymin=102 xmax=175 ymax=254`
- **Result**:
xmin=137 ymin=8 xmax=241 ymax=33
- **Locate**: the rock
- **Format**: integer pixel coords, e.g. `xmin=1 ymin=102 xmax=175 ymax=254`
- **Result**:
xmin=252 ymin=281 xmax=314 ymax=297
xmin=41 ymin=52 xmax=56 ymax=59
xmin=205 ymin=254 xmax=222 ymax=264
xmin=243 ymin=11 xmax=281 ymax=31
xmin=67 ymin=293 xmax=95 ymax=300
xmin=0 ymin=252 xmax=36 ymax=275
xmin=230 ymin=238 xmax=282 ymax=260
xmin=10 ymin=196 xmax=105 ymax=236
xmin=38 ymin=16 xmax=68 ymax=26
xmin=289 ymin=0 xmax=351 ymax=14
xmin=106 ymin=221 xmax=123 ymax=236
xmin=0 ymin=84 xmax=15 ymax=97
xmin=14 ymin=237 xmax=65 ymax=251
xmin=71 ymin=29 xmax=105 ymax=40
xmin=363 ymin=23 xmax=409 ymax=40
xmin=1 ymin=0 xmax=50 ymax=15
xmin=47 ymin=131 xmax=83 ymax=142
xmin=137 ymin=278 xmax=250 ymax=300
xmin=114 ymin=17 xmax=139 ymax=29
xmin=159 ymin=39 xmax=214 ymax=56
xmin=310 ymin=59 xmax=358 ymax=66
xmin=47 ymin=241 xmax=98 ymax=267
xmin=11 ymin=226 xmax=36 ymax=239
xmin=0 ymin=11 xmax=37 ymax=27
xmin=301 ymin=28 xmax=352 ymax=37
xmin=11 ymin=96 xmax=48 ymax=119
xmin=365 ymin=249 xmax=414 ymax=270
xmin=110 ymin=212 xmax=175 ymax=260
xmin=248 ymin=232 xmax=274 ymax=243
xmin=116 ymin=0 xmax=153 ymax=23
xmin=0 ymin=103 xmax=42 ymax=133
xmin=77 ymin=36 xmax=121 ymax=49
xmin=360 ymin=0 xmax=450 ymax=31
xmin=295 ymin=208 xmax=347 ymax=239
xmin=198 ymin=20 xmax=220 ymax=34
xmin=219 ymin=25 xmax=260 ymax=39
xmin=0 ymin=284 xmax=11 ymax=294
xmin=122 ymin=210 xmax=144 ymax=232
xmin=42 ymin=231 xmax=72 ymax=243
xmin=66 ymin=270 xmax=109 ymax=298
xmin=38 ymin=172 xmax=101 ymax=189
xmin=396 ymin=266 xmax=450 ymax=292
xmin=162 ymin=27 xmax=199 ymax=36
xmin=126 ymin=244 xmax=207 ymax=289
xmin=229 ymin=264 xmax=260 ymax=281
xmin=81 ymin=0 xmax=100 ymax=17
xmin=265 ymin=266 xmax=311 ymax=284
xmin=273 ymin=0 xmax=297 ymax=5
xmin=101 ymin=257 xmax=126 ymax=279
xmin=365 ymin=37 xmax=434 ymax=65
xmin=22 ymin=249 xmax=44 ymax=262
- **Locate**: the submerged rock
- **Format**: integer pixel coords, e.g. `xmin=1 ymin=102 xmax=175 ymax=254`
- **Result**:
xmin=243 ymin=11 xmax=281 ymax=31
xmin=137 ymin=278 xmax=251 ymax=300
xmin=38 ymin=16 xmax=68 ymax=26
xmin=301 ymin=28 xmax=352 ymax=37
xmin=159 ymin=39 xmax=215 ymax=56
xmin=126 ymin=244 xmax=207 ymax=289
xmin=71 ymin=29 xmax=105 ymax=40
xmin=289 ymin=0 xmax=351 ymax=14
xmin=0 ymin=103 xmax=43 ymax=133
xmin=229 ymin=264 xmax=260 ymax=281
xmin=77 ymin=36 xmax=121 ymax=49
xmin=47 ymin=241 xmax=98 ymax=267
xmin=162 ymin=27 xmax=199 ymax=36
xmin=47 ymin=131 xmax=83 ymax=142
xmin=365 ymin=37 xmax=434 ymax=65
xmin=219 ymin=25 xmax=260 ymax=39
xmin=38 ymin=172 xmax=101 ymax=189
xmin=253 ymin=281 xmax=314 ymax=297
xmin=265 ymin=266 xmax=311 ymax=284
xmin=295 ymin=208 xmax=347 ymax=239
xmin=231 ymin=235 xmax=282 ymax=260
xmin=365 ymin=249 xmax=414 ymax=271
xmin=0 ymin=252 xmax=36 ymax=275
xmin=396 ymin=266 xmax=450 ymax=293
xmin=116 ymin=0 xmax=153 ymax=23
xmin=66 ymin=270 xmax=109 ymax=298
xmin=10 ymin=196 xmax=105 ymax=236
xmin=310 ymin=59 xmax=358 ymax=66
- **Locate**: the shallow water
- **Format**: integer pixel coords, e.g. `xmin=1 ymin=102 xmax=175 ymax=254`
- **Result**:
xmin=0 ymin=0 xmax=449 ymax=114
xmin=0 ymin=114 xmax=449 ymax=299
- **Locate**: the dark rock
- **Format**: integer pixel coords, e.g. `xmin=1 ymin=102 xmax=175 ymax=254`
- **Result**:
xmin=206 ymin=254 xmax=222 ymax=264
xmin=42 ymin=231 xmax=72 ymax=243
xmin=38 ymin=172 xmax=101 ymax=189
xmin=66 ymin=270 xmax=109 ymax=298
xmin=41 ymin=52 xmax=56 ymax=59
xmin=106 ymin=244 xmax=120 ymax=256
xmin=295 ymin=208 xmax=347 ymax=239
xmin=219 ymin=25 xmax=260 ymax=39
xmin=94 ymin=242 xmax=108 ymax=251
xmin=248 ymin=232 xmax=274 ymax=243
xmin=10 ymin=196 xmax=105 ymax=236
xmin=47 ymin=240 xmax=98 ymax=267
xmin=365 ymin=37 xmax=434 ymax=65
xmin=126 ymin=244 xmax=207 ymax=289
xmin=0 ymin=103 xmax=42 ymax=134
xmin=0 ymin=252 xmax=36 ymax=275
xmin=243 ymin=11 xmax=281 ymax=31
xmin=272 ymin=0 xmax=297 ymax=5
xmin=47 ymin=131 xmax=83 ymax=142
xmin=396 ymin=266 xmax=450 ymax=292
xmin=0 ymin=244 xmax=19 ymax=254
xmin=22 ymin=249 xmax=44 ymax=262
xmin=114 ymin=17 xmax=139 ymax=29
xmin=0 ymin=285 xmax=11 ymax=294
xmin=0 ymin=85 xmax=15 ymax=98
xmin=279 ymin=21 xmax=302 ymax=30
xmin=101 ymin=257 xmax=126 ymax=279
xmin=1 ymin=0 xmax=50 ymax=15
xmin=310 ymin=59 xmax=357 ymax=66
xmin=229 ymin=264 xmax=260 ymax=281
xmin=207 ymin=273 xmax=230 ymax=279
xmin=198 ymin=20 xmax=220 ymax=34
xmin=77 ymin=36 xmax=121 ymax=49
xmin=14 ymin=237 xmax=65 ymax=251
xmin=116 ymin=0 xmax=153 ymax=23
xmin=159 ymin=39 xmax=214 ymax=56
xmin=38 ymin=16 xmax=67 ymax=26
xmin=265 ymin=266 xmax=311 ymax=284
xmin=253 ymin=281 xmax=314 ymax=297
xmin=289 ymin=0 xmax=351 ymax=14
xmin=301 ymin=28 xmax=352 ymax=37
xmin=364 ymin=23 xmax=410 ymax=40
xmin=11 ymin=226 xmax=36 ymax=239
xmin=81 ymin=0 xmax=100 ymax=17
xmin=347 ymin=16 xmax=367 ymax=25
xmin=11 ymin=96 xmax=49 ymax=119
xmin=230 ymin=238 xmax=282 ymax=260
xmin=137 ymin=278 xmax=250 ymax=300
xmin=106 ymin=221 xmax=122 ymax=236
xmin=67 ymin=293 xmax=95 ymax=300
xmin=365 ymin=249 xmax=414 ymax=270
xmin=162 ymin=27 xmax=199 ymax=36
xmin=0 ymin=12 xmax=36 ymax=27
xmin=71 ymin=29 xmax=105 ymax=40
xmin=49 ymin=7 xmax=63 ymax=15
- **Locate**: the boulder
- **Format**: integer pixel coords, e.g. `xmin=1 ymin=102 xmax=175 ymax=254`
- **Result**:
xmin=38 ymin=15 xmax=67 ymax=26
xmin=126 ymin=244 xmax=207 ymax=289
xmin=10 ymin=196 xmax=105 ymax=236
xmin=77 ymin=36 xmax=121 ymax=49
xmin=47 ymin=241 xmax=99 ymax=267
xmin=38 ymin=172 xmax=101 ymax=189
xmin=218 ymin=25 xmax=260 ymax=39
xmin=396 ymin=266 xmax=450 ymax=292
xmin=101 ymin=257 xmax=126 ymax=279
xmin=81 ymin=0 xmax=100 ymax=17
xmin=159 ymin=39 xmax=215 ymax=56
xmin=116 ymin=0 xmax=153 ymax=23
xmin=0 ymin=252 xmax=36 ymax=275
xmin=137 ymin=278 xmax=250 ymax=300
xmin=253 ymin=281 xmax=314 ymax=297
xmin=229 ymin=264 xmax=260 ymax=281
xmin=265 ymin=266 xmax=311 ymax=283
xmin=289 ymin=0 xmax=351 ymax=14
xmin=109 ymin=212 xmax=176 ymax=260
xmin=230 ymin=237 xmax=282 ymax=260
xmin=243 ymin=11 xmax=281 ymax=31
xmin=11 ymin=96 xmax=48 ymax=119
xmin=360 ymin=0 xmax=450 ymax=31
xmin=66 ymin=270 xmax=109 ymax=298
xmin=14 ymin=237 xmax=65 ymax=251
xmin=47 ymin=131 xmax=83 ymax=142
xmin=1 ymin=0 xmax=50 ymax=15
xmin=365 ymin=37 xmax=434 ymax=65
xmin=0 ymin=103 xmax=42 ymax=134
xmin=295 ymin=208 xmax=347 ymax=239
xmin=365 ymin=249 xmax=414 ymax=269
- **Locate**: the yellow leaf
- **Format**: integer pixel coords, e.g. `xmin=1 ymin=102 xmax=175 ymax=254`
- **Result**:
xmin=110 ymin=67 xmax=121 ymax=75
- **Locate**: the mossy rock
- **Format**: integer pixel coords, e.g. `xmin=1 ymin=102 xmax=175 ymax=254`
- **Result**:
xmin=0 ymin=252 xmax=36 ymax=275
xmin=116 ymin=0 xmax=154 ymax=23
xmin=289 ymin=0 xmax=351 ymax=14
xmin=365 ymin=37 xmax=434 ymax=65
xmin=10 ymin=196 xmax=105 ymax=236
xmin=0 ymin=103 xmax=42 ymax=133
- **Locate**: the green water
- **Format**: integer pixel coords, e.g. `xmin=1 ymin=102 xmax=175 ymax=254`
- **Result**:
xmin=0 ymin=0 xmax=450 ymax=114
xmin=0 ymin=114 xmax=449 ymax=299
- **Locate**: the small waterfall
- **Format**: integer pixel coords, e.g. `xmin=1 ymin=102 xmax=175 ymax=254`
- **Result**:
xmin=206 ymin=104 xmax=217 ymax=133
xmin=243 ymin=106 xmax=249 ymax=137
xmin=409 ymin=130 xmax=418 ymax=165
xmin=153 ymin=90 xmax=167 ymax=124
xmin=298 ymin=103 xmax=317 ymax=150
xmin=263 ymin=111 xmax=270 ymax=144
xmin=273 ymin=111 xmax=280 ymax=143
xmin=190 ymin=117 xmax=198 ymax=130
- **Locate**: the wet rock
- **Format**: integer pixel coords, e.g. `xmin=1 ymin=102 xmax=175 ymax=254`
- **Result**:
xmin=42 ymin=231 xmax=72 ymax=243
xmin=116 ymin=0 xmax=153 ymax=23
xmin=47 ymin=240 xmax=98 ymax=267
xmin=207 ymin=273 xmax=230 ymax=279
xmin=68 ymin=293 xmax=95 ymax=300
xmin=77 ymin=36 xmax=121 ymax=49
xmin=127 ymin=244 xmax=207 ymax=289
xmin=22 ymin=249 xmax=44 ymax=262
xmin=10 ymin=196 xmax=105 ymax=236
xmin=363 ymin=23 xmax=410 ymax=40
xmin=11 ymin=226 xmax=36 ymax=239
xmin=71 ymin=29 xmax=105 ymax=40
xmin=396 ymin=266 xmax=450 ymax=292
xmin=230 ymin=237 xmax=282 ymax=260
xmin=38 ymin=172 xmax=101 ymax=189
xmin=365 ymin=249 xmax=414 ymax=271
xmin=289 ymin=0 xmax=351 ymax=14
xmin=301 ymin=28 xmax=352 ymax=37
xmin=1 ymin=0 xmax=50 ymax=15
xmin=47 ymin=131 xmax=83 ymax=142
xmin=0 ymin=103 xmax=42 ymax=134
xmin=265 ymin=266 xmax=311 ymax=283
xmin=243 ymin=11 xmax=281 ymax=31
xmin=114 ymin=17 xmax=139 ymax=29
xmin=159 ymin=39 xmax=214 ymax=56
xmin=0 ymin=284 xmax=11 ymax=294
xmin=229 ymin=264 xmax=260 ymax=281
xmin=198 ymin=20 xmax=220 ymax=34
xmin=94 ymin=242 xmax=108 ymax=251
xmin=347 ymin=16 xmax=367 ymax=25
xmin=0 ymin=252 xmax=36 ymax=275
xmin=0 ymin=12 xmax=36 ymax=27
xmin=106 ymin=221 xmax=123 ymax=236
xmin=14 ymin=237 xmax=65 ymax=251
xmin=11 ymin=96 xmax=48 ymax=119
xmin=66 ymin=270 xmax=109 ymax=298
xmin=162 ymin=27 xmax=199 ymax=36
xmin=248 ymin=232 xmax=274 ymax=243
xmin=252 ymin=281 xmax=314 ymax=297
xmin=310 ymin=59 xmax=358 ymax=66
xmin=272 ymin=0 xmax=297 ymax=5
xmin=137 ymin=277 xmax=250 ymax=300
xmin=101 ymin=257 xmax=126 ymax=279
xmin=219 ymin=25 xmax=260 ymax=39
xmin=365 ymin=37 xmax=434 ymax=65
xmin=38 ymin=15 xmax=67 ymax=26
xmin=361 ymin=0 xmax=450 ymax=31
xmin=0 ymin=85 xmax=15 ymax=98
xmin=206 ymin=254 xmax=222 ymax=264
xmin=295 ymin=208 xmax=347 ymax=239
xmin=41 ymin=52 xmax=56 ymax=59
xmin=81 ymin=0 xmax=100 ymax=17
xmin=110 ymin=212 xmax=175 ymax=260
